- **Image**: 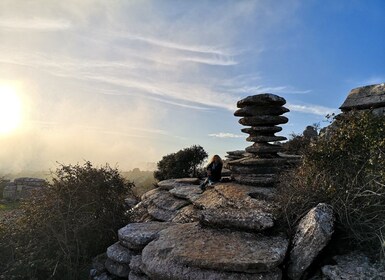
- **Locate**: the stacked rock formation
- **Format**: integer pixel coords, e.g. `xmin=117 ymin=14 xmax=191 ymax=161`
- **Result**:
xmin=228 ymin=94 xmax=289 ymax=186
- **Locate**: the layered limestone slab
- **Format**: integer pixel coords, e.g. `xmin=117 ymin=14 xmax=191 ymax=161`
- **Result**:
xmin=237 ymin=94 xmax=286 ymax=107
xmin=118 ymin=222 xmax=175 ymax=250
xmin=169 ymin=184 xmax=203 ymax=202
xmin=242 ymin=126 xmax=282 ymax=134
xmin=245 ymin=143 xmax=283 ymax=154
xmin=193 ymin=183 xmax=276 ymax=231
xmin=246 ymin=135 xmax=287 ymax=143
xmin=340 ymin=83 xmax=385 ymax=111
xmin=141 ymin=223 xmax=288 ymax=278
xmin=157 ymin=178 xmax=200 ymax=190
xmin=239 ymin=115 xmax=288 ymax=126
xmin=141 ymin=188 xmax=190 ymax=221
xmin=234 ymin=106 xmax=289 ymax=117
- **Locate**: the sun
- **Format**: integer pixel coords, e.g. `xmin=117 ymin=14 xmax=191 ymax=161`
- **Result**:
xmin=0 ymin=84 xmax=23 ymax=134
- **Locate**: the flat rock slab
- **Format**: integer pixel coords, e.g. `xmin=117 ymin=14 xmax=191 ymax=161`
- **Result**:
xmin=235 ymin=106 xmax=289 ymax=117
xmin=172 ymin=204 xmax=201 ymax=223
xmin=106 ymin=242 xmax=135 ymax=263
xmin=288 ymin=203 xmax=335 ymax=280
xmin=118 ymin=221 xmax=175 ymax=250
xmin=157 ymin=178 xmax=200 ymax=190
xmin=141 ymin=188 xmax=191 ymax=221
xmin=247 ymin=135 xmax=287 ymax=143
xmin=234 ymin=175 xmax=277 ymax=187
xmin=239 ymin=115 xmax=288 ymax=126
xmin=237 ymin=94 xmax=286 ymax=108
xmin=193 ymin=183 xmax=276 ymax=231
xmin=229 ymin=157 xmax=288 ymax=166
xmin=340 ymin=83 xmax=385 ymax=111
xmin=141 ymin=223 xmax=288 ymax=277
xmin=169 ymin=185 xmax=203 ymax=202
xmin=246 ymin=143 xmax=283 ymax=154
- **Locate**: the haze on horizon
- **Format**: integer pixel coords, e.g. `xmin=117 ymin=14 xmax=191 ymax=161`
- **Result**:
xmin=0 ymin=0 xmax=384 ymax=174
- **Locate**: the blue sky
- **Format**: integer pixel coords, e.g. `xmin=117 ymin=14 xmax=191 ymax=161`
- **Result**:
xmin=0 ymin=0 xmax=384 ymax=172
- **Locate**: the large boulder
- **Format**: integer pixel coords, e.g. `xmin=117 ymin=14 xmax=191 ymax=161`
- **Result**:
xmin=340 ymin=83 xmax=385 ymax=112
xmin=321 ymin=252 xmax=385 ymax=280
xmin=141 ymin=223 xmax=288 ymax=279
xmin=288 ymin=203 xmax=335 ymax=280
xmin=193 ymin=183 xmax=276 ymax=231
xmin=118 ymin=221 xmax=175 ymax=250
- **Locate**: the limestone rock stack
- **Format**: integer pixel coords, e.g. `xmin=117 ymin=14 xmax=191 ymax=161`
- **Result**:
xmin=228 ymin=94 xmax=289 ymax=186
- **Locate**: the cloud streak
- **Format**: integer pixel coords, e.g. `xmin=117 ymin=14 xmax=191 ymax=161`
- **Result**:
xmin=208 ymin=132 xmax=245 ymax=138
xmin=0 ymin=17 xmax=71 ymax=31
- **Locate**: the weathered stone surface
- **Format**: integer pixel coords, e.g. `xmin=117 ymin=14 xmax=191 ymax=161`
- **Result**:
xmin=129 ymin=255 xmax=143 ymax=274
xmin=288 ymin=203 xmax=335 ymax=280
xmin=105 ymin=258 xmax=130 ymax=278
xmin=169 ymin=185 xmax=202 ymax=202
xmin=340 ymin=83 xmax=385 ymax=111
xmin=242 ymin=126 xmax=282 ymax=134
xmin=193 ymin=183 xmax=276 ymax=231
xmin=129 ymin=271 xmax=150 ymax=280
xmin=246 ymin=135 xmax=287 ymax=143
xmin=237 ymin=94 xmax=286 ymax=108
xmin=235 ymin=106 xmax=289 ymax=117
xmin=239 ymin=115 xmax=288 ymax=126
xmin=321 ymin=252 xmax=385 ymax=280
xmin=245 ymin=143 xmax=283 ymax=154
xmin=106 ymin=242 xmax=135 ymax=264
xmin=118 ymin=222 xmax=175 ymax=250
xmin=303 ymin=125 xmax=318 ymax=139
xmin=92 ymin=253 xmax=108 ymax=273
xmin=141 ymin=223 xmax=288 ymax=277
xmin=228 ymin=165 xmax=280 ymax=175
xmin=157 ymin=178 xmax=200 ymax=190
xmin=234 ymin=175 xmax=277 ymax=186
xmin=230 ymin=157 xmax=288 ymax=166
xmin=171 ymin=204 xmax=201 ymax=223
xmin=141 ymin=188 xmax=190 ymax=221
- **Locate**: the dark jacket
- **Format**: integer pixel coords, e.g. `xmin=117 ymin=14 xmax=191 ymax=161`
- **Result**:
xmin=207 ymin=162 xmax=223 ymax=182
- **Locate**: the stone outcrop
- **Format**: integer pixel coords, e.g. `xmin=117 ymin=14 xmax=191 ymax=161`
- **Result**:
xmin=2 ymin=177 xmax=46 ymax=200
xmin=288 ymin=203 xmax=335 ymax=280
xmin=340 ymin=83 xmax=385 ymax=113
xmin=228 ymin=94 xmax=289 ymax=186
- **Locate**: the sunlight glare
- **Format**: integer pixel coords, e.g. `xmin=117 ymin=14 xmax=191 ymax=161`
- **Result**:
xmin=0 ymin=84 xmax=23 ymax=134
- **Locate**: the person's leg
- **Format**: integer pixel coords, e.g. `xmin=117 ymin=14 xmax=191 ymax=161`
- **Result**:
xmin=200 ymin=178 xmax=208 ymax=191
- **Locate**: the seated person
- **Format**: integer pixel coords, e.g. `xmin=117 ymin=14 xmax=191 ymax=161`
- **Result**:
xmin=200 ymin=155 xmax=223 ymax=191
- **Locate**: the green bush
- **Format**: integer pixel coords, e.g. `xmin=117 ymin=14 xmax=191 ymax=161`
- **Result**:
xmin=154 ymin=145 xmax=208 ymax=181
xmin=276 ymin=111 xmax=385 ymax=258
xmin=0 ymin=162 xmax=134 ymax=280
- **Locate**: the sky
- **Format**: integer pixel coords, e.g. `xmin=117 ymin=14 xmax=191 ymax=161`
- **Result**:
xmin=0 ymin=0 xmax=384 ymax=173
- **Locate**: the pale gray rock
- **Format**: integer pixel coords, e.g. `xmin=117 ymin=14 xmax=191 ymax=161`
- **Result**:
xmin=288 ymin=203 xmax=335 ymax=280
xmin=239 ymin=115 xmax=288 ymax=126
xmin=169 ymin=185 xmax=203 ymax=202
xmin=105 ymin=258 xmax=130 ymax=278
xmin=321 ymin=252 xmax=385 ymax=280
xmin=118 ymin=222 xmax=175 ymax=250
xmin=141 ymin=223 xmax=288 ymax=279
xmin=237 ymin=94 xmax=286 ymax=108
xmin=340 ymin=83 xmax=385 ymax=111
xmin=157 ymin=178 xmax=200 ymax=190
xmin=106 ymin=242 xmax=134 ymax=264
xmin=194 ymin=183 xmax=276 ymax=231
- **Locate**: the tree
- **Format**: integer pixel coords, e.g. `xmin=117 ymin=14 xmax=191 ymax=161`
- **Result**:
xmin=0 ymin=162 xmax=134 ymax=280
xmin=154 ymin=145 xmax=208 ymax=181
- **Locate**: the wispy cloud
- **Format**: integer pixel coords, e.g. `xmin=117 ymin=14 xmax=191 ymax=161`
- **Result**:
xmin=0 ymin=17 xmax=71 ymax=31
xmin=287 ymin=103 xmax=338 ymax=116
xmin=208 ymin=132 xmax=245 ymax=138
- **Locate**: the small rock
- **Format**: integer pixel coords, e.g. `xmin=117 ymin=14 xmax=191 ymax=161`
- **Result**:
xmin=106 ymin=242 xmax=134 ymax=263
xmin=105 ymin=258 xmax=130 ymax=278
xmin=118 ymin=221 xmax=175 ymax=250
xmin=288 ymin=203 xmax=335 ymax=280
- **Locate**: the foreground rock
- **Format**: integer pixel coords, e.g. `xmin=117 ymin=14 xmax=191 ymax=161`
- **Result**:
xmin=141 ymin=223 xmax=288 ymax=279
xmin=157 ymin=178 xmax=200 ymax=190
xmin=321 ymin=252 xmax=385 ymax=279
xmin=288 ymin=203 xmax=335 ymax=280
xmin=194 ymin=183 xmax=276 ymax=231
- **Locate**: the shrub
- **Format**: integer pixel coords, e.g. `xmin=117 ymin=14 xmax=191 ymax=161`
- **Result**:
xmin=0 ymin=162 xmax=134 ymax=279
xmin=154 ymin=145 xmax=208 ymax=181
xmin=276 ymin=111 xmax=385 ymax=258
